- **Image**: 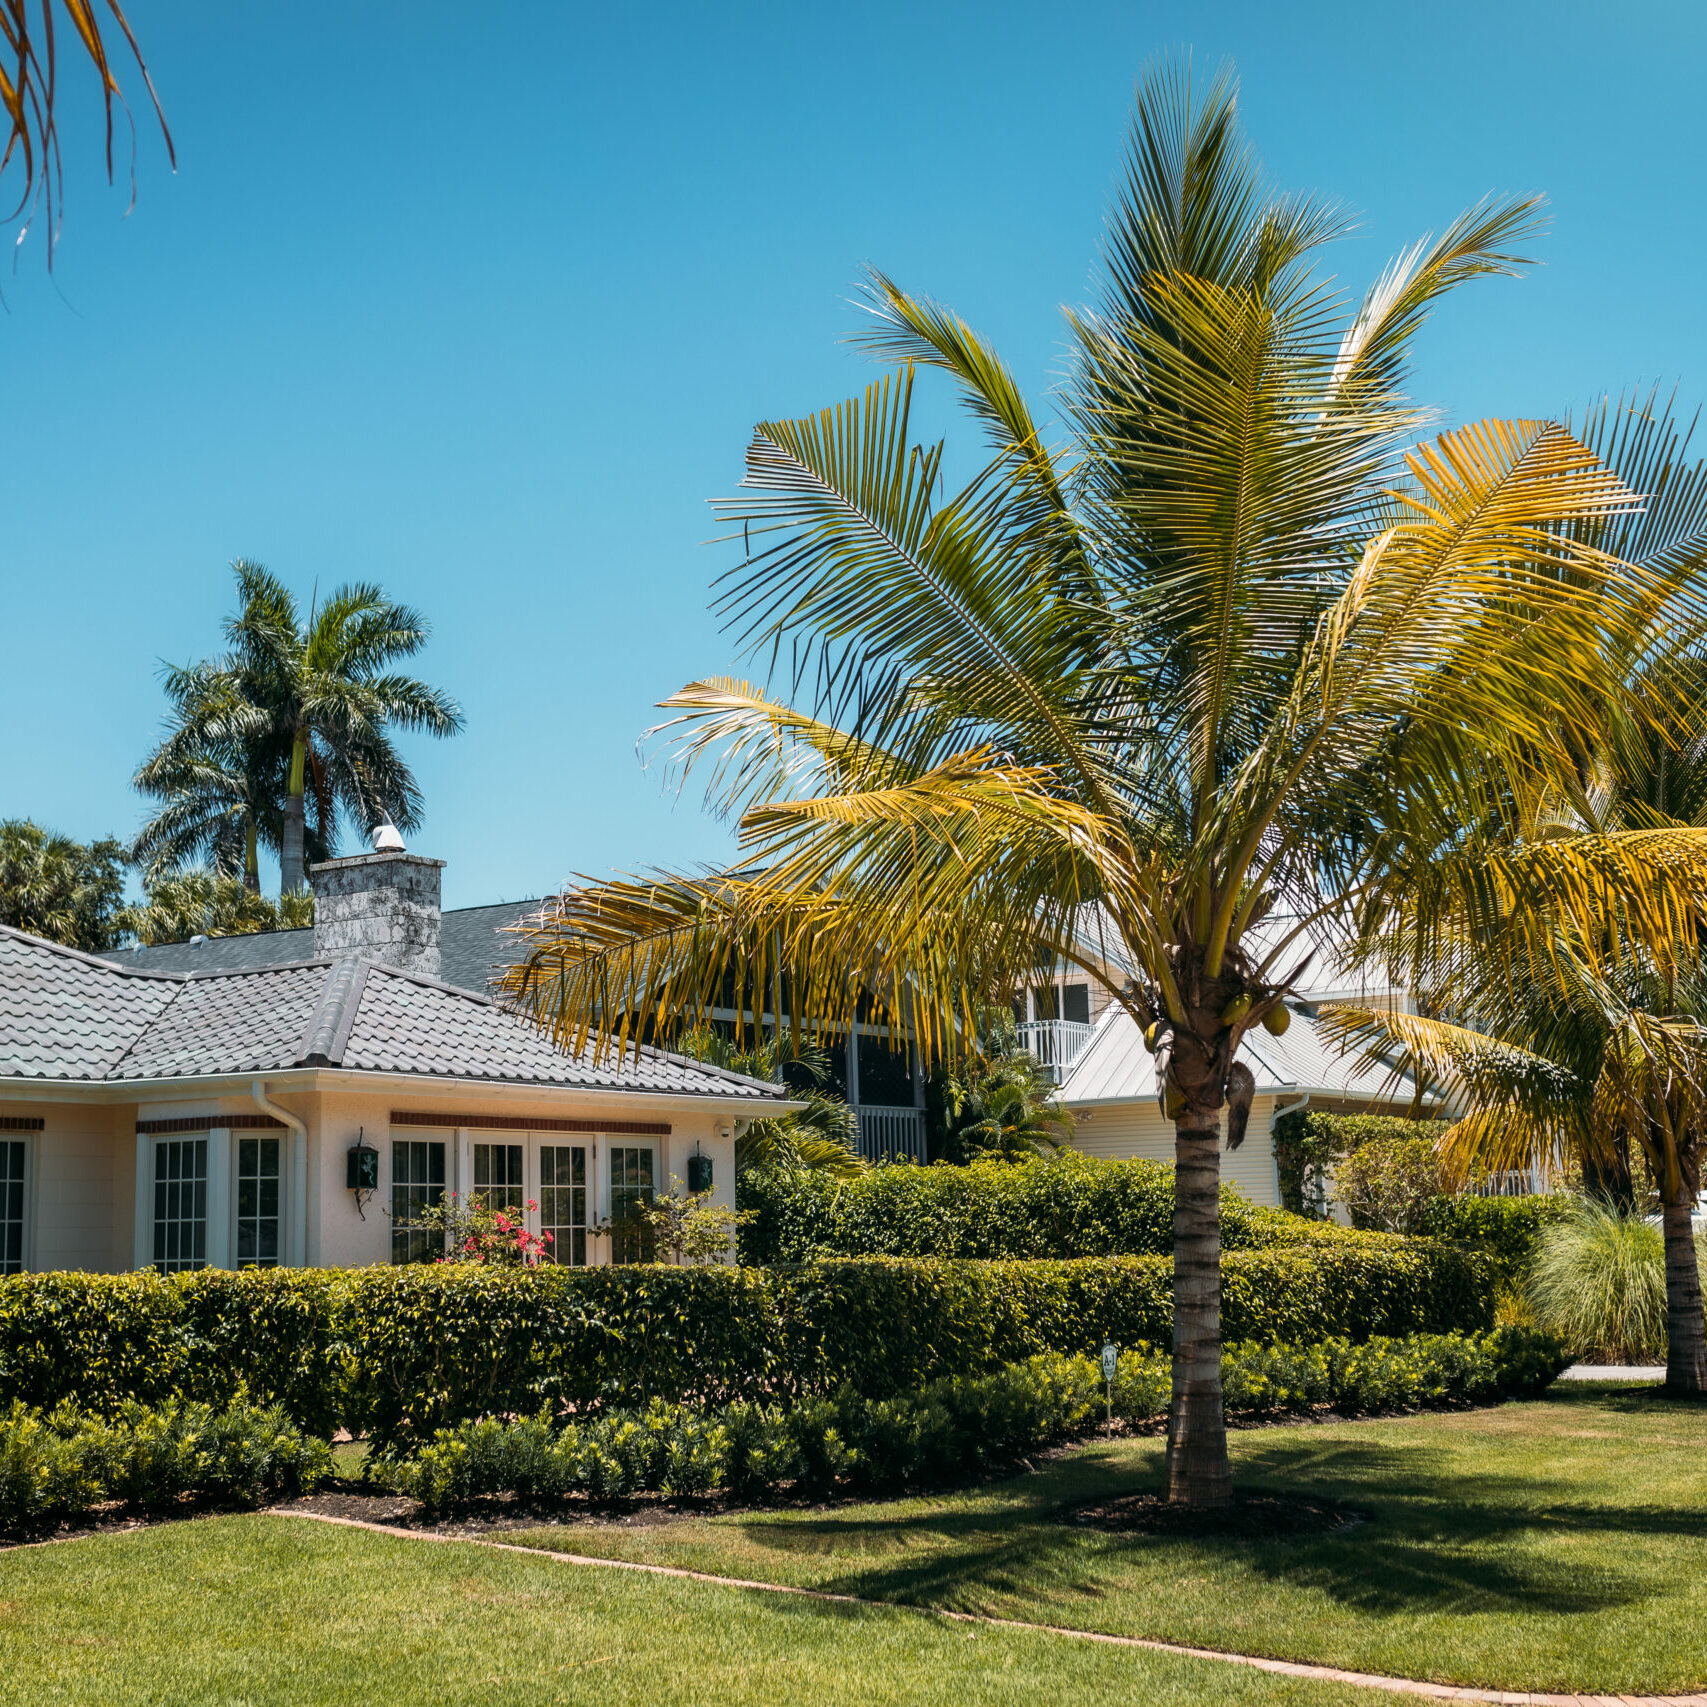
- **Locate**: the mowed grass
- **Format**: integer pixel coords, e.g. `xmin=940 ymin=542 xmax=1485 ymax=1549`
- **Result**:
xmin=0 ymin=1513 xmax=1373 ymax=1707
xmin=500 ymin=1384 xmax=1707 ymax=1695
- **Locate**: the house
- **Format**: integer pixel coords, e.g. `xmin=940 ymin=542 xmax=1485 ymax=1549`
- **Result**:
xmin=0 ymin=845 xmax=789 ymax=1276
xmin=1023 ymin=914 xmax=1429 ymax=1208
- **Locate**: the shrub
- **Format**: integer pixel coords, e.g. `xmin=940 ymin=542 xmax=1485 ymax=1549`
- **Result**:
xmin=380 ymin=1328 xmax=1567 ymax=1510
xmin=0 ymin=1244 xmax=1497 ymax=1452
xmin=0 ymin=1394 xmax=330 ymax=1531
xmin=1526 ymin=1198 xmax=1705 ymax=1362
xmin=1270 ymin=1111 xmax=1450 ymax=1216
xmin=1335 ymin=1138 xmax=1447 ymax=1233
xmin=1416 ymin=1194 xmax=1570 ymax=1279
xmin=736 ymin=1153 xmax=1345 ymax=1262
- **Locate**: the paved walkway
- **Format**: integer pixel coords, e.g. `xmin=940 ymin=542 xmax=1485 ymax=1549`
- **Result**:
xmin=265 ymin=1507 xmax=1707 ymax=1705
xmin=1558 ymin=1365 xmax=1668 ymax=1382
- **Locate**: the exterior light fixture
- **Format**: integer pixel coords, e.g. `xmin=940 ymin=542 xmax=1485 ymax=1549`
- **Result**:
xmin=687 ymin=1151 xmax=713 ymax=1194
xmin=347 ymin=1127 xmax=379 ymax=1217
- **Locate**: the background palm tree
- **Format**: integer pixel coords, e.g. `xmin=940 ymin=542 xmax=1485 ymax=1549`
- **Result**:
xmin=502 ymin=62 xmax=1707 ymax=1507
xmin=117 ymin=866 xmax=311 ymax=945
xmin=0 ymin=818 xmax=126 ymax=950
xmin=944 ymin=1009 xmax=1074 ymax=1160
xmin=165 ymin=561 xmax=463 ymax=897
xmin=132 ymin=660 xmax=289 ymax=892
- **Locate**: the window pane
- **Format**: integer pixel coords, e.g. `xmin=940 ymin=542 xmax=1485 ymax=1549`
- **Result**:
xmin=391 ymin=1139 xmax=447 ymax=1264
xmin=539 ymin=1144 xmax=587 ymax=1266
xmin=1063 ymin=982 xmax=1091 ymax=1025
xmin=153 ymin=1139 xmax=208 ymax=1274
xmin=236 ymin=1132 xmax=282 ymax=1270
xmin=0 ymin=1141 xmax=24 ymax=1276
xmin=473 ymin=1142 xmax=525 ymax=1214
xmin=609 ymin=1145 xmax=655 ymax=1264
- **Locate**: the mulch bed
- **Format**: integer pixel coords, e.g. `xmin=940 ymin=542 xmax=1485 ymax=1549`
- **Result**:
xmin=1067 ymin=1489 xmax=1366 ymax=1540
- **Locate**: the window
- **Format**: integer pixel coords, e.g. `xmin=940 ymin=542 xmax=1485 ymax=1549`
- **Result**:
xmin=391 ymin=1139 xmax=446 ymax=1264
xmin=609 ymin=1145 xmax=655 ymax=1263
xmin=855 ymin=1034 xmax=915 ymax=1106
xmin=539 ymin=1144 xmax=587 ymax=1266
xmin=1062 ymin=982 xmax=1091 ymax=1025
xmin=473 ymin=1142 xmax=525 ymax=1214
xmin=154 ymin=1138 xmax=207 ymax=1274
xmin=236 ymin=1136 xmax=281 ymax=1268
xmin=0 ymin=1140 xmax=23 ymax=1275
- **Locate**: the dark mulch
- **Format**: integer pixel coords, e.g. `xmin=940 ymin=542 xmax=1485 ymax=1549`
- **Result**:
xmin=1067 ymin=1489 xmax=1366 ymax=1540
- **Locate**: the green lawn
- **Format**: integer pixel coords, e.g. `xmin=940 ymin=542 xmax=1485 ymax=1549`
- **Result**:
xmin=497 ymin=1383 xmax=1707 ymax=1696
xmin=0 ymin=1514 xmax=1369 ymax=1707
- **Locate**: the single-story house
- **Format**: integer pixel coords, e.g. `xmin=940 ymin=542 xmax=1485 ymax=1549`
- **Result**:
xmin=0 ymin=846 xmax=788 ymax=1275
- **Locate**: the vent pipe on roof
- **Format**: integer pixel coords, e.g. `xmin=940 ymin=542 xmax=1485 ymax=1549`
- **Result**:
xmin=371 ymin=818 xmax=406 ymax=853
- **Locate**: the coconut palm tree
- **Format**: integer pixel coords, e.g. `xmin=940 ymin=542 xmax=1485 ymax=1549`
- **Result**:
xmin=1 ymin=1 xmax=173 ymax=258
xmin=501 ymin=62 xmax=1707 ymax=1506
xmin=945 ymin=1009 xmax=1074 ymax=1160
xmin=206 ymin=561 xmax=462 ymax=896
xmin=1324 ymin=396 xmax=1707 ymax=1395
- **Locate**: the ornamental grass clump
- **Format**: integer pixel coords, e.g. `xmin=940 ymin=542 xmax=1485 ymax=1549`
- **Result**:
xmin=1527 ymin=1198 xmax=1689 ymax=1363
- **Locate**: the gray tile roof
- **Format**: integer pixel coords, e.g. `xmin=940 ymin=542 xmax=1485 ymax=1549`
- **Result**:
xmin=0 ymin=926 xmax=785 ymax=1101
xmin=93 ymin=899 xmax=538 ymax=993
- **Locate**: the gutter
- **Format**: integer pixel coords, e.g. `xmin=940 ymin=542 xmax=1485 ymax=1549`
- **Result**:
xmin=252 ymin=1080 xmax=308 ymax=1267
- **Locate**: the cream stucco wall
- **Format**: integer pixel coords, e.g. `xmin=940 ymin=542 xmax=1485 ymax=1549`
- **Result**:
xmin=1 ymin=1083 xmax=744 ymax=1274
xmin=1064 ymin=1092 xmax=1285 ymax=1207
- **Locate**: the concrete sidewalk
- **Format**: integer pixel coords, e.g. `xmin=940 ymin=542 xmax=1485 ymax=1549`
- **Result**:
xmin=1558 ymin=1364 xmax=1667 ymax=1381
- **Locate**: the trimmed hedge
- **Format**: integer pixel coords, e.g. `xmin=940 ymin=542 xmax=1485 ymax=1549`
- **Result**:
xmin=1416 ymin=1194 xmax=1570 ymax=1279
xmin=0 ymin=1393 xmax=330 ymax=1531
xmin=1270 ymin=1111 xmax=1450 ymax=1216
xmin=737 ymin=1153 xmax=1388 ymax=1263
xmin=0 ymin=1245 xmax=1498 ymax=1452
xmin=381 ymin=1328 xmax=1568 ymax=1510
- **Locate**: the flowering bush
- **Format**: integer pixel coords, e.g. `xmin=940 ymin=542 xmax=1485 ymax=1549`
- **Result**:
xmin=403 ymin=1193 xmax=555 ymax=1266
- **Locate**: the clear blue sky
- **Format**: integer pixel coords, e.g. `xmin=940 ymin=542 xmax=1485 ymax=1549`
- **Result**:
xmin=5 ymin=0 xmax=1704 ymax=908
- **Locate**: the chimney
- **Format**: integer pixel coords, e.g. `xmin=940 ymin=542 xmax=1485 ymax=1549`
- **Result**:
xmin=310 ymin=837 xmax=444 ymax=978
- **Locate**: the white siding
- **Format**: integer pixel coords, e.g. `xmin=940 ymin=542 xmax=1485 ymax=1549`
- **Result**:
xmin=1065 ymin=1092 xmax=1282 ymax=1207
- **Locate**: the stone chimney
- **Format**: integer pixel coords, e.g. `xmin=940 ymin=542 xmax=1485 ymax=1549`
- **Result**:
xmin=310 ymin=844 xmax=444 ymax=978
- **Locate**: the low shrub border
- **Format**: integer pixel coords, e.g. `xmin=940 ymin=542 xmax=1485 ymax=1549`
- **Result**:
xmin=0 ymin=1247 xmax=1498 ymax=1451
xmin=0 ymin=1393 xmax=331 ymax=1532
xmin=378 ymin=1328 xmax=1569 ymax=1511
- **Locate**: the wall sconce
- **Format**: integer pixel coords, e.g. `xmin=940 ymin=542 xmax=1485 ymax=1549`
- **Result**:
xmin=347 ymin=1128 xmax=379 ymax=1218
xmin=687 ymin=1151 xmax=713 ymax=1194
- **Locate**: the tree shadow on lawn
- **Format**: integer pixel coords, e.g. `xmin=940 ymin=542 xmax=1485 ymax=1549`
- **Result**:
xmin=728 ymin=1423 xmax=1695 ymax=1623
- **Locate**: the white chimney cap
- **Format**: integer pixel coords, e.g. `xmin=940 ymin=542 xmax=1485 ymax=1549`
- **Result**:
xmin=371 ymin=818 xmax=406 ymax=854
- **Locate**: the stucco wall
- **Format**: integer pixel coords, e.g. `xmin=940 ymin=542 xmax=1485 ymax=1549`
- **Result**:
xmin=11 ymin=1100 xmax=133 ymax=1271
xmin=1065 ymin=1092 xmax=1283 ymax=1207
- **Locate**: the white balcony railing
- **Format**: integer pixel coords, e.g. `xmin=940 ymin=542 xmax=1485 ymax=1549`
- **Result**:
xmin=856 ymin=1105 xmax=928 ymax=1164
xmin=1017 ymin=1018 xmax=1096 ymax=1083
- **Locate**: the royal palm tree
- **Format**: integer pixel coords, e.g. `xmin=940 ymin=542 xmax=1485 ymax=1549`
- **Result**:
xmin=503 ymin=63 xmax=1707 ymax=1506
xmin=132 ymin=661 xmax=288 ymax=892
xmin=206 ymin=561 xmax=462 ymax=897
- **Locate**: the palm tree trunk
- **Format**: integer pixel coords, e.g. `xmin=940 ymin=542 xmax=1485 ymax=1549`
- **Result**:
xmin=243 ymin=819 xmax=260 ymax=894
xmin=1662 ymin=1194 xmax=1707 ymax=1395
xmin=281 ymin=734 xmax=308 ymax=897
xmin=1167 ymin=1102 xmax=1231 ymax=1507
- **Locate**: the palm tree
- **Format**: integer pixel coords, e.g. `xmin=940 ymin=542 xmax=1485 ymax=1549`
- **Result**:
xmin=945 ymin=1010 xmax=1074 ymax=1160
xmin=117 ymin=867 xmax=312 ymax=945
xmin=676 ymin=1026 xmax=866 ymax=1179
xmin=202 ymin=561 xmax=462 ymax=897
xmin=501 ymin=62 xmax=1707 ymax=1506
xmin=0 ymin=1 xmax=173 ymax=259
xmin=0 ymin=819 xmax=127 ymax=950
xmin=132 ymin=661 xmax=289 ymax=892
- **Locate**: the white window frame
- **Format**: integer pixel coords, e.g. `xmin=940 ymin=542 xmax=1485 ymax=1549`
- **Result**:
xmin=0 ymin=1131 xmax=34 ymax=1275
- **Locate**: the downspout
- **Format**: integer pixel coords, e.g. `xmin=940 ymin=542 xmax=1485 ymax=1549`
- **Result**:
xmin=1271 ymin=1091 xmax=1311 ymax=1215
xmin=252 ymin=1080 xmax=308 ymax=1267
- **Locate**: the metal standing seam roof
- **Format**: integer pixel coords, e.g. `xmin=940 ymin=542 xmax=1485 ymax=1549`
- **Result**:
xmin=1059 ymin=1002 xmax=1418 ymax=1107
xmin=0 ymin=926 xmax=788 ymax=1100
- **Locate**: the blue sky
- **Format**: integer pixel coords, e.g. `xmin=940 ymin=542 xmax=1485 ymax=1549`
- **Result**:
xmin=5 ymin=0 xmax=1705 ymax=908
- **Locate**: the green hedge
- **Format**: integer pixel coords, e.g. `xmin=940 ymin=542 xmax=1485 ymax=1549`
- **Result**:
xmin=736 ymin=1154 xmax=1388 ymax=1262
xmin=0 ymin=1244 xmax=1498 ymax=1452
xmin=0 ymin=1394 xmax=330 ymax=1532
xmin=382 ymin=1328 xmax=1568 ymax=1510
xmin=1416 ymin=1195 xmax=1570 ymax=1279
